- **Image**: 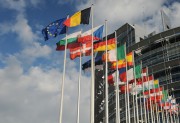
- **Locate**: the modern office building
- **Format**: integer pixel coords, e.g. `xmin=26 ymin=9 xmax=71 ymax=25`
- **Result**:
xmin=94 ymin=23 xmax=180 ymax=123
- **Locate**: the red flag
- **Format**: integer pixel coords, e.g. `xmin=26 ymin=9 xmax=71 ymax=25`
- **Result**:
xmin=108 ymin=72 xmax=116 ymax=85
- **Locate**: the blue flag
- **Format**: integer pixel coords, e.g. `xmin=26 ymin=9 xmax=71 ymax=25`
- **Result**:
xmin=93 ymin=25 xmax=104 ymax=40
xmin=42 ymin=18 xmax=66 ymax=41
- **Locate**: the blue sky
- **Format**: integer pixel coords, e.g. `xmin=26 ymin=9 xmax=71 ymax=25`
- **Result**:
xmin=0 ymin=0 xmax=180 ymax=123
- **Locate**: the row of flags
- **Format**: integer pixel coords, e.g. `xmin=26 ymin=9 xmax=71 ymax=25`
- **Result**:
xmin=42 ymin=6 xmax=179 ymax=123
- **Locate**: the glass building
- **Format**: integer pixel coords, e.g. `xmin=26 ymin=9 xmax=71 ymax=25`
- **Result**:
xmin=94 ymin=23 xmax=180 ymax=123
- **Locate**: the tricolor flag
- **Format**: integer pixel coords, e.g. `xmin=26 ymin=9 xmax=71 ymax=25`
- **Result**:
xmin=42 ymin=18 xmax=66 ymax=41
xmin=78 ymin=25 xmax=104 ymax=43
xmin=69 ymin=42 xmax=91 ymax=60
xmin=102 ymin=45 xmax=125 ymax=62
xmin=57 ymin=31 xmax=82 ymax=45
xmin=93 ymin=32 xmax=116 ymax=52
xmin=64 ymin=7 xmax=91 ymax=27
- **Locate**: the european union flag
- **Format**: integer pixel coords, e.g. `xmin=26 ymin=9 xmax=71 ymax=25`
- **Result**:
xmin=42 ymin=18 xmax=66 ymax=41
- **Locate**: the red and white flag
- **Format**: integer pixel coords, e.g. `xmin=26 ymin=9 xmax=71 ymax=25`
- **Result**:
xmin=70 ymin=42 xmax=91 ymax=60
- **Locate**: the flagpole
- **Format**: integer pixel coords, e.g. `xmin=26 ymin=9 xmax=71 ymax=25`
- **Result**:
xmin=141 ymin=63 xmax=147 ymax=123
xmin=146 ymin=67 xmax=154 ymax=123
xmin=140 ymin=88 xmax=144 ymax=123
xmin=115 ymin=31 xmax=120 ymax=123
xmin=132 ymin=51 xmax=139 ymax=123
xmin=125 ymin=81 xmax=128 ymax=123
xmin=59 ymin=16 xmax=69 ymax=123
xmin=90 ymin=4 xmax=94 ymax=123
xmin=105 ymin=20 xmax=109 ymax=123
xmin=133 ymin=87 xmax=136 ymax=123
xmin=76 ymin=43 xmax=82 ymax=123
xmin=124 ymin=42 xmax=131 ymax=123
xmin=145 ymin=67 xmax=150 ymax=123
xmin=159 ymin=83 xmax=165 ymax=123
xmin=152 ymin=75 xmax=159 ymax=123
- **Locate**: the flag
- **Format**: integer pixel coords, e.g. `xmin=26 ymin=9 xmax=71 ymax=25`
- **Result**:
xmin=161 ymin=10 xmax=171 ymax=31
xmin=150 ymin=87 xmax=163 ymax=93
xmin=56 ymin=42 xmax=80 ymax=51
xmin=127 ymin=68 xmax=134 ymax=81
xmin=119 ymin=67 xmax=126 ymax=82
xmin=42 ymin=18 xmax=66 ymax=41
xmin=135 ymin=65 xmax=141 ymax=79
xmin=148 ymin=95 xmax=163 ymax=102
xmin=78 ymin=25 xmax=104 ymax=43
xmin=117 ymin=44 xmax=125 ymax=60
xmin=142 ymin=68 xmax=147 ymax=80
xmin=158 ymin=102 xmax=171 ymax=107
xmin=154 ymin=79 xmax=159 ymax=88
xmin=64 ymin=7 xmax=91 ymax=27
xmin=143 ymin=75 xmax=154 ymax=90
xmin=107 ymin=71 xmax=116 ymax=85
xmin=118 ymin=68 xmax=134 ymax=82
xmin=102 ymin=44 xmax=125 ymax=62
xmin=111 ymin=59 xmax=126 ymax=69
xmin=131 ymin=81 xmax=143 ymax=95
xmin=143 ymin=87 xmax=163 ymax=96
xmin=57 ymin=31 xmax=81 ymax=45
xmin=126 ymin=52 xmax=133 ymax=66
xmin=69 ymin=42 xmax=91 ymax=60
xmin=82 ymin=56 xmax=103 ymax=71
xmin=94 ymin=32 xmax=115 ymax=52
xmin=162 ymin=90 xmax=168 ymax=102
xmin=102 ymin=49 xmax=116 ymax=62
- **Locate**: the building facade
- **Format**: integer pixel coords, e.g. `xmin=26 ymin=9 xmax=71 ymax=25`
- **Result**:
xmin=94 ymin=23 xmax=180 ymax=123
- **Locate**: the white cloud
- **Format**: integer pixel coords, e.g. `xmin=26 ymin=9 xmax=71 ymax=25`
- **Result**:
xmin=0 ymin=13 xmax=52 ymax=63
xmin=0 ymin=0 xmax=42 ymax=13
xmin=12 ymin=14 xmax=39 ymax=44
xmin=0 ymin=0 xmax=26 ymax=12
xmin=76 ymin=0 xmax=180 ymax=34
xmin=0 ymin=55 xmax=90 ymax=123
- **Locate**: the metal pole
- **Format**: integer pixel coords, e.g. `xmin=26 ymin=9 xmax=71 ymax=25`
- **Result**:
xmin=76 ymin=44 xmax=82 ymax=123
xmin=133 ymin=90 xmax=136 ymax=123
xmin=132 ymin=51 xmax=139 ymax=123
xmin=152 ymin=75 xmax=159 ymax=123
xmin=115 ymin=31 xmax=120 ymax=123
xmin=90 ymin=4 xmax=94 ymax=123
xmin=105 ymin=20 xmax=109 ymax=123
xmin=146 ymin=67 xmax=154 ymax=123
xmin=59 ymin=19 xmax=69 ymax=123
xmin=125 ymin=83 xmax=128 ymax=123
xmin=140 ymin=100 xmax=144 ymax=123
xmin=141 ymin=67 xmax=147 ymax=123
xmin=125 ymin=42 xmax=131 ymax=123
